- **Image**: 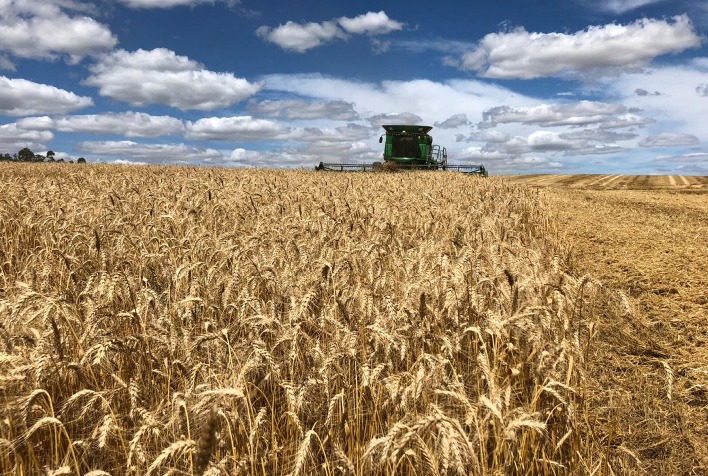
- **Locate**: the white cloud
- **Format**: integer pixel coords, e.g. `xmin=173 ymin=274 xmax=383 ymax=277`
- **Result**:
xmin=367 ymin=113 xmax=424 ymax=128
xmin=184 ymin=116 xmax=372 ymax=144
xmin=597 ymin=113 xmax=655 ymax=129
xmin=107 ymin=159 xmax=150 ymax=165
xmin=296 ymin=140 xmax=373 ymax=158
xmin=117 ymin=0 xmax=232 ymax=7
xmin=481 ymin=102 xmax=638 ymax=127
xmin=559 ymin=129 xmax=638 ymax=142
xmin=456 ymin=145 xmax=564 ymax=172
xmin=248 ymin=99 xmax=359 ymax=120
xmin=590 ymin=0 xmax=666 ymax=14
xmin=296 ymin=124 xmax=372 ymax=143
xmin=77 ymin=140 xmax=224 ymax=164
xmin=434 ymin=113 xmax=469 ymax=129
xmin=0 ymin=76 xmax=92 ymax=116
xmin=457 ymin=129 xmax=511 ymax=143
xmin=262 ymin=75 xmax=540 ymax=133
xmin=225 ymin=142 xmax=378 ymax=169
xmin=461 ymin=15 xmax=701 ymax=79
xmin=526 ymin=130 xmax=577 ymax=150
xmin=639 ymin=132 xmax=699 ymax=147
xmin=0 ymin=122 xmax=53 ymax=151
xmin=256 ymin=21 xmax=346 ymax=52
xmin=85 ymin=48 xmax=262 ymax=110
xmin=0 ymin=1 xmax=117 ymax=61
xmin=337 ymin=11 xmax=403 ymax=35
xmin=17 ymin=112 xmax=185 ymax=138
xmin=0 ymin=54 xmax=15 ymax=71
xmin=185 ymin=116 xmax=287 ymax=141
xmin=599 ymin=62 xmax=708 ymax=140
xmin=457 ymin=126 xmax=631 ymax=170
xmin=654 ymin=152 xmax=708 ymax=174
xmin=370 ymin=39 xmax=391 ymax=55
xmin=256 ymin=11 xmax=402 ymax=52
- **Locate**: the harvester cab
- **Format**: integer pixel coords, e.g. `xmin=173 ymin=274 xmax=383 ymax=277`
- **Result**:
xmin=377 ymin=125 xmax=445 ymax=170
xmin=315 ymin=124 xmax=487 ymax=176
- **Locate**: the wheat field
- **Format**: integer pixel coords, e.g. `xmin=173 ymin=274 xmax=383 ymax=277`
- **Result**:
xmin=0 ymin=163 xmax=697 ymax=475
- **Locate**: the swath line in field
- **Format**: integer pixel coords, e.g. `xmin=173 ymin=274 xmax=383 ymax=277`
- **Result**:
xmin=678 ymin=175 xmax=690 ymax=186
xmin=539 ymin=174 xmax=564 ymax=185
xmin=598 ymin=175 xmax=622 ymax=189
xmin=668 ymin=176 xmax=677 ymax=186
xmin=585 ymin=174 xmax=612 ymax=188
xmin=569 ymin=175 xmax=597 ymax=188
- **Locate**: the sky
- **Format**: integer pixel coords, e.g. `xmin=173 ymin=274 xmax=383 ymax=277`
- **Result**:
xmin=0 ymin=0 xmax=706 ymax=175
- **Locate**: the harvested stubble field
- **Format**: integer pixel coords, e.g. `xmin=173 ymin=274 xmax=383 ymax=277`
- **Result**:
xmin=0 ymin=164 xmax=704 ymax=476
xmin=506 ymin=173 xmax=708 ymax=475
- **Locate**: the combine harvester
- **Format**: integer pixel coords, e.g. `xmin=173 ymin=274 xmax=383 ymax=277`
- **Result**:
xmin=315 ymin=125 xmax=488 ymax=176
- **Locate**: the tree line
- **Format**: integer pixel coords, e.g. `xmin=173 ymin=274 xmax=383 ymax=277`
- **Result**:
xmin=0 ymin=147 xmax=86 ymax=164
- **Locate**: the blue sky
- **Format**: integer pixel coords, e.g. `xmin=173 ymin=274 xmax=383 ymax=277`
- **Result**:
xmin=0 ymin=0 xmax=706 ymax=174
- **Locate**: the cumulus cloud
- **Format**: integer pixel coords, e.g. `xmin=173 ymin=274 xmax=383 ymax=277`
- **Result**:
xmin=184 ymin=116 xmax=287 ymax=141
xmin=0 ymin=76 xmax=93 ymax=116
xmin=296 ymin=140 xmax=372 ymax=157
xmin=639 ymin=132 xmax=699 ymax=147
xmin=370 ymin=39 xmax=391 ymax=54
xmin=559 ymin=128 xmax=638 ymax=142
xmin=0 ymin=122 xmax=54 ymax=151
xmin=457 ymin=129 xmax=511 ymax=143
xmin=262 ymin=74 xmax=539 ymax=127
xmin=117 ymin=0 xmax=236 ymax=7
xmin=635 ymin=88 xmax=661 ymax=96
xmin=589 ymin=0 xmax=666 ymax=14
xmin=256 ymin=21 xmax=345 ymax=53
xmin=296 ymin=124 xmax=372 ymax=143
xmin=599 ymin=63 xmax=708 ymax=142
xmin=456 ymin=145 xmax=564 ymax=172
xmin=654 ymin=152 xmax=708 ymax=174
xmin=0 ymin=55 xmax=15 ymax=71
xmin=17 ymin=112 xmax=185 ymax=138
xmin=337 ymin=11 xmax=403 ymax=35
xmin=457 ymin=126 xmax=631 ymax=170
xmin=655 ymin=152 xmax=708 ymax=163
xmin=85 ymin=48 xmax=262 ymax=110
xmin=0 ymin=0 xmax=117 ymax=61
xmin=367 ymin=113 xmax=425 ymax=128
xmin=598 ymin=113 xmax=655 ymax=129
xmin=77 ymin=140 xmax=225 ymax=164
xmin=481 ymin=101 xmax=652 ymax=129
xmin=697 ymin=84 xmax=708 ymax=96
xmin=248 ymin=99 xmax=359 ymax=120
xmin=460 ymin=15 xmax=701 ymax=79
xmin=434 ymin=113 xmax=469 ymax=129
xmin=256 ymin=11 xmax=402 ymax=52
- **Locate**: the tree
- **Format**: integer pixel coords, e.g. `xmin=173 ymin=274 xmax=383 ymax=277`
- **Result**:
xmin=17 ymin=147 xmax=34 ymax=162
xmin=46 ymin=150 xmax=56 ymax=162
xmin=77 ymin=157 xmax=86 ymax=164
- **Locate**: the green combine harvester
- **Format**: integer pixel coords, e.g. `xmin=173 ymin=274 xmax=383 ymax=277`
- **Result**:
xmin=315 ymin=124 xmax=488 ymax=176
